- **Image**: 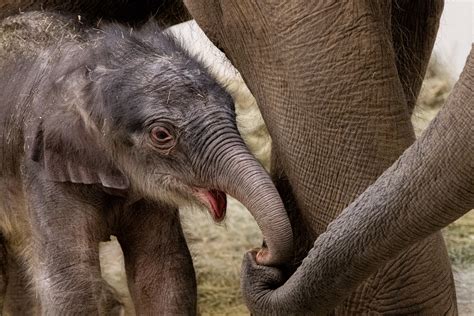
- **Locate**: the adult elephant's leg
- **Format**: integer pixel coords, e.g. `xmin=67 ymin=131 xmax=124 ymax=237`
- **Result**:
xmin=186 ymin=0 xmax=455 ymax=314
xmin=243 ymin=49 xmax=473 ymax=315
xmin=186 ymin=0 xmax=415 ymax=238
xmin=117 ymin=201 xmax=197 ymax=315
xmin=270 ymin=155 xmax=314 ymax=268
xmin=391 ymin=0 xmax=444 ymax=111
xmin=337 ymin=0 xmax=457 ymax=313
xmin=363 ymin=2 xmax=458 ymax=314
xmin=361 ymin=2 xmax=458 ymax=314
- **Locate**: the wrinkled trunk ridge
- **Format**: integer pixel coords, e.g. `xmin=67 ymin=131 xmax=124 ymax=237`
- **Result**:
xmin=216 ymin=145 xmax=294 ymax=266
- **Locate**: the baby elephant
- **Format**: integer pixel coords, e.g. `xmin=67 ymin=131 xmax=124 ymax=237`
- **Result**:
xmin=0 ymin=12 xmax=293 ymax=315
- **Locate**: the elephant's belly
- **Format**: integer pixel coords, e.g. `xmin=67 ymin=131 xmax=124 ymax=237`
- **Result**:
xmin=335 ymin=232 xmax=457 ymax=315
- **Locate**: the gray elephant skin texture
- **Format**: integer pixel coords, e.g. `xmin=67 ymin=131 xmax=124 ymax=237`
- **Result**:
xmin=0 ymin=12 xmax=293 ymax=315
xmin=185 ymin=1 xmax=473 ymax=315
xmin=1 ymin=0 xmax=473 ymax=315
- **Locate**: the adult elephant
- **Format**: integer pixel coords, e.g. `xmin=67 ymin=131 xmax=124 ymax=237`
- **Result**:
xmin=1 ymin=0 xmax=470 ymax=314
xmin=241 ymin=48 xmax=473 ymax=315
xmin=183 ymin=0 xmax=471 ymax=315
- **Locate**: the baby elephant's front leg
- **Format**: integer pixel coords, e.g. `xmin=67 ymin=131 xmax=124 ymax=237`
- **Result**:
xmin=118 ymin=200 xmax=197 ymax=315
xmin=27 ymin=181 xmax=123 ymax=315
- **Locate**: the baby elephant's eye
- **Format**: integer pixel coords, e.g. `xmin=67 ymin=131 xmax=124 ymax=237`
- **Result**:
xmin=150 ymin=126 xmax=176 ymax=152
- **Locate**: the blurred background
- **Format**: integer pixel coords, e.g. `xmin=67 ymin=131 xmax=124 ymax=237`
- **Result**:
xmin=100 ymin=2 xmax=474 ymax=315
xmin=434 ymin=0 xmax=472 ymax=79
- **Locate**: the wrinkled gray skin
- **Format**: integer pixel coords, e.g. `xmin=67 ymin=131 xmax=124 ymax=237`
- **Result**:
xmin=183 ymin=0 xmax=473 ymax=315
xmin=240 ymin=49 xmax=474 ymax=315
xmin=0 ymin=12 xmax=293 ymax=315
xmin=2 ymin=1 xmax=472 ymax=315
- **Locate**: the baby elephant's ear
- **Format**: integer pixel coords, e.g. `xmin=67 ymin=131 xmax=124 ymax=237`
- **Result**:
xmin=30 ymin=112 xmax=129 ymax=190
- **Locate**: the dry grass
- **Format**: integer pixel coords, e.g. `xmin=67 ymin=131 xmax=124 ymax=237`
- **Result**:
xmin=447 ymin=211 xmax=474 ymax=315
xmin=444 ymin=212 xmax=474 ymax=268
xmin=182 ymin=199 xmax=261 ymax=315
xmin=411 ymin=56 xmax=454 ymax=136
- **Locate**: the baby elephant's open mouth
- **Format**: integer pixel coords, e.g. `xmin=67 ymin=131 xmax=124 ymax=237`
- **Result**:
xmin=193 ymin=189 xmax=227 ymax=222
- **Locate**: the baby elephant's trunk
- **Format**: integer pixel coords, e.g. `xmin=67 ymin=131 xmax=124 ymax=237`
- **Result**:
xmin=200 ymin=130 xmax=293 ymax=266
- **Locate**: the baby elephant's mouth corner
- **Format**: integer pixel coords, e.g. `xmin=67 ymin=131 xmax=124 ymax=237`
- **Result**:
xmin=192 ymin=188 xmax=227 ymax=222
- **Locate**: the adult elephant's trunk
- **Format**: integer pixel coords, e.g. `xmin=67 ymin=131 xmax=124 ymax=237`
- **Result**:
xmin=197 ymin=129 xmax=293 ymax=266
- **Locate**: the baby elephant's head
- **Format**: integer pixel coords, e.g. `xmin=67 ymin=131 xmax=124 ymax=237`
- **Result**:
xmin=33 ymin=24 xmax=293 ymax=265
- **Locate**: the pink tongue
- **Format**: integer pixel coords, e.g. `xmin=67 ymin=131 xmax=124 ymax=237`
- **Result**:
xmin=206 ymin=190 xmax=227 ymax=222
